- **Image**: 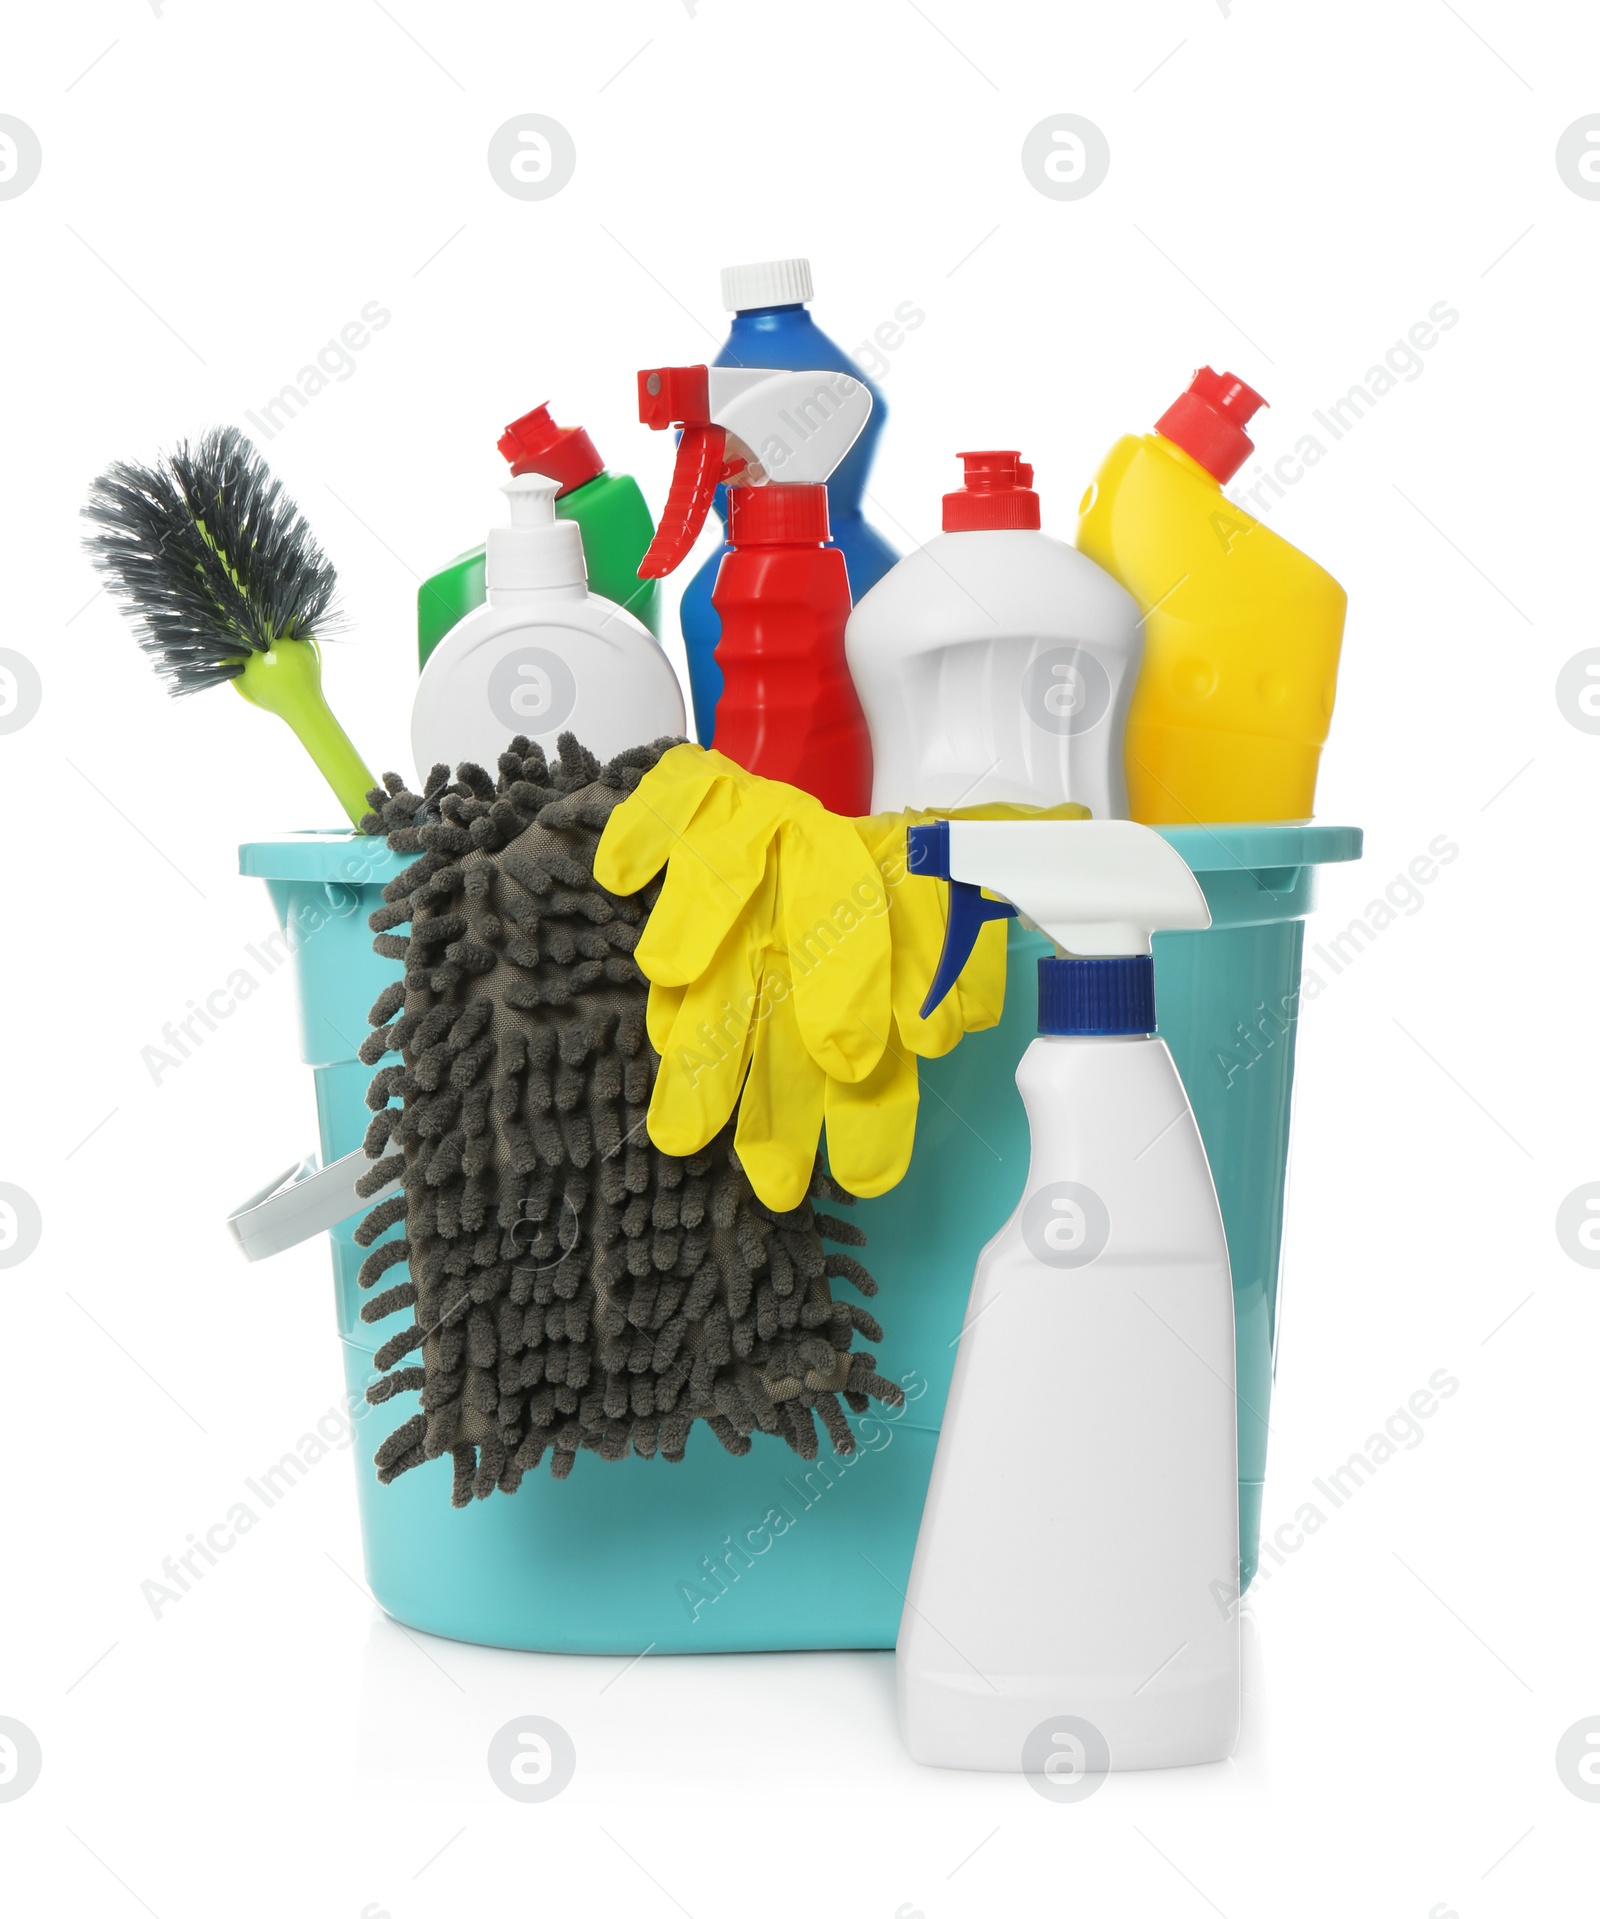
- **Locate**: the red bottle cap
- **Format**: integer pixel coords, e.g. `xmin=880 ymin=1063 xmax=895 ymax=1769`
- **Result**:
xmin=1154 ymin=368 xmax=1266 ymax=483
xmin=728 ymin=483 xmax=831 ymax=546
xmin=497 ymin=403 xmax=604 ymax=496
xmin=942 ymin=450 xmax=1041 ymax=532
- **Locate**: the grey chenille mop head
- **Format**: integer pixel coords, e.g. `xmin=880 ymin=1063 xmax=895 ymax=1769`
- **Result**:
xmin=354 ymin=732 xmax=903 ymax=1502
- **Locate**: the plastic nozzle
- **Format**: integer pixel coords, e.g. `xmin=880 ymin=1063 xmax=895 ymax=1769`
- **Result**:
xmin=504 ymin=475 xmax=558 ymax=526
xmin=907 ymin=819 xmax=1211 ymax=1019
xmin=633 ymin=362 xmax=873 ymax=577
xmin=638 ymin=366 xmax=711 ymax=432
xmin=497 ymin=403 xmax=604 ymax=495
xmin=943 ymin=449 xmax=1041 ymax=532
xmin=908 ymin=822 xmax=1019 ymax=1018
xmin=487 ymin=474 xmax=586 ymax=593
xmin=1155 ymin=368 xmax=1267 ymax=483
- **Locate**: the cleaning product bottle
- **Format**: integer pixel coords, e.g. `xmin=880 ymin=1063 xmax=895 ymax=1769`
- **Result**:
xmin=1076 ymin=367 xmax=1347 ymax=825
xmin=412 ymin=475 xmax=684 ymax=776
xmin=846 ymin=450 xmax=1144 ymax=818
xmin=417 ymin=404 xmax=661 ymax=670
xmin=677 ymin=259 xmax=898 ymax=745
xmin=897 ymin=817 xmax=1239 ymax=1774
xmin=635 ymin=361 xmax=874 ymax=815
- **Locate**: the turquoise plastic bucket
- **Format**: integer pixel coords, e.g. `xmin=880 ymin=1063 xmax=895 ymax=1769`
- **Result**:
xmin=240 ymin=820 xmax=1358 ymax=1650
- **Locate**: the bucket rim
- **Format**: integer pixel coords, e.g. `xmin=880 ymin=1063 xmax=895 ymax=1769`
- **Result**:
xmin=239 ymin=831 xmax=413 ymax=883
xmin=1156 ymin=821 xmax=1362 ymax=871
xmin=239 ymin=822 xmax=1364 ymax=884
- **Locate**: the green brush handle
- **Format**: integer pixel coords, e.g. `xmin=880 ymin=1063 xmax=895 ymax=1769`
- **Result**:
xmin=231 ymin=639 xmax=376 ymax=828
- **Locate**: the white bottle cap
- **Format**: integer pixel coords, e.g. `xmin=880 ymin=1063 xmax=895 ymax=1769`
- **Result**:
xmin=486 ymin=474 xmax=586 ymax=595
xmin=720 ymin=257 xmax=813 ymax=312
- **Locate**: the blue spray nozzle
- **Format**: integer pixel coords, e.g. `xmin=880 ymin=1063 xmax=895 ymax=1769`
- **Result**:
xmin=908 ymin=824 xmax=1019 ymax=1019
xmin=906 ymin=821 xmax=951 ymax=879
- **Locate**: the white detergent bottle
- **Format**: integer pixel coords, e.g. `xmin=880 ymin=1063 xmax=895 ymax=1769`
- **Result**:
xmin=844 ymin=451 xmax=1143 ymax=817
xmin=412 ymin=474 xmax=685 ymax=777
xmin=898 ymin=817 xmax=1239 ymax=1775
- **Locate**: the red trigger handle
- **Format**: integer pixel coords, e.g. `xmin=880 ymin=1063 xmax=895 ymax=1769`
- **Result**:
xmin=638 ymin=422 xmax=726 ymax=579
xmin=636 ymin=366 xmax=728 ymax=580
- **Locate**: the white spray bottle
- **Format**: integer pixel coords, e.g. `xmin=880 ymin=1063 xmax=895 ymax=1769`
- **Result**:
xmin=897 ymin=818 xmax=1239 ymax=1774
xmin=412 ymin=474 xmax=685 ymax=778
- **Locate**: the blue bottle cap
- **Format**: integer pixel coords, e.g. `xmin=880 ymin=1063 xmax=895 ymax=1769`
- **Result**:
xmin=1039 ymin=956 xmax=1155 ymax=1036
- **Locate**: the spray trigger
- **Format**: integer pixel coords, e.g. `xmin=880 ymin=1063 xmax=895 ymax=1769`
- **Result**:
xmin=908 ymin=821 xmax=1018 ymax=1019
xmin=634 ymin=360 xmax=873 ymax=580
xmin=639 ymin=422 xmax=726 ymax=578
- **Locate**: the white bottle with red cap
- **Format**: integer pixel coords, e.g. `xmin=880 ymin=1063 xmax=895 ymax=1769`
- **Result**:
xmin=843 ymin=452 xmax=1144 ymax=818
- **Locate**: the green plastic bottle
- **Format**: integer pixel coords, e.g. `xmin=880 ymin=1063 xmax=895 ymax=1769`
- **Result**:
xmin=417 ymin=404 xmax=661 ymax=669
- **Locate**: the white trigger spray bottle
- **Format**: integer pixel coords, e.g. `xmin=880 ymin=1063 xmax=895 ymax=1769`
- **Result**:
xmin=898 ymin=818 xmax=1239 ymax=1774
xmin=412 ymin=474 xmax=684 ymax=779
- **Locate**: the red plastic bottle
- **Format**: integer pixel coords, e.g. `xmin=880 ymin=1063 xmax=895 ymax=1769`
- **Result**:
xmin=710 ymin=485 xmax=871 ymax=813
xmin=635 ymin=363 xmax=875 ymax=815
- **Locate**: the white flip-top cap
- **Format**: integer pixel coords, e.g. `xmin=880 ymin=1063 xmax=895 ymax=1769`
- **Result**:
xmin=720 ymin=257 xmax=813 ymax=312
xmin=487 ymin=474 xmax=587 ymax=595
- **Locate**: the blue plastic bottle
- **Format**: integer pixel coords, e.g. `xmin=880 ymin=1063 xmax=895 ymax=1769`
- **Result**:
xmin=678 ymin=258 xmax=899 ymax=745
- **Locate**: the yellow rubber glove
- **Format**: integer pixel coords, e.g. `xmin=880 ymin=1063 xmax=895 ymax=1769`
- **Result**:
xmin=822 ymin=1037 xmax=921 ymax=1196
xmin=596 ymin=746 xmax=787 ymax=987
xmin=737 ymin=818 xmax=898 ymax=1203
xmin=645 ymin=981 xmax=686 ymax=1058
xmin=597 ymin=744 xmax=1088 ymax=1210
xmin=599 ymin=744 xmax=893 ymax=1095
xmin=816 ymin=807 xmax=1037 ymax=1196
xmin=774 ymin=809 xmax=891 ymax=1085
xmin=646 ymin=856 xmax=777 ymax=1156
xmin=732 ymin=935 xmax=827 ymax=1213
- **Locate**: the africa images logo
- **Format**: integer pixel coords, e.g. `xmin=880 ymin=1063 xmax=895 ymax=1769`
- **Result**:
xmin=1021 ymin=1181 xmax=1111 ymax=1270
xmin=1023 ymin=647 xmax=1112 ymax=737
xmin=488 ymin=647 xmax=578 ymax=735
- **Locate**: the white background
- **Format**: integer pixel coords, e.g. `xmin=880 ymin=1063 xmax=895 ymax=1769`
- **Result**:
xmin=2 ymin=1 xmax=1596 ymax=1914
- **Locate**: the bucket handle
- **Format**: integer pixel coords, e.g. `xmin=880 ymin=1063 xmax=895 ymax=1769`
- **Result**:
xmin=227 ymin=1149 xmax=400 ymax=1262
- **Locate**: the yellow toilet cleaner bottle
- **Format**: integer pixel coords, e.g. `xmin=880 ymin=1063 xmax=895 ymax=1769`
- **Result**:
xmin=1077 ymin=368 xmax=1347 ymax=824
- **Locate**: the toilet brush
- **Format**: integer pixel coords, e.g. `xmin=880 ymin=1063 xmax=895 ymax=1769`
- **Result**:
xmin=83 ymin=425 xmax=377 ymax=828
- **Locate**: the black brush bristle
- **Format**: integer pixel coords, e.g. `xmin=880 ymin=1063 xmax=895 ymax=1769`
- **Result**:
xmin=82 ymin=425 xmax=339 ymax=696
